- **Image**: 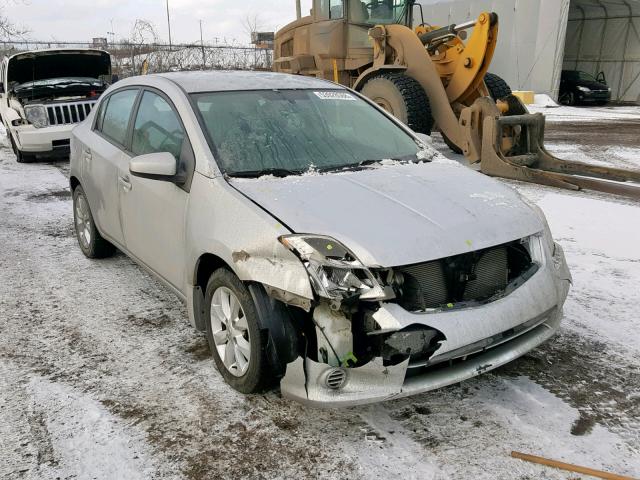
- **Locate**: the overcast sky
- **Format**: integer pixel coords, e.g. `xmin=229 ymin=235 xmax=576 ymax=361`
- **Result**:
xmin=8 ymin=0 xmax=314 ymax=45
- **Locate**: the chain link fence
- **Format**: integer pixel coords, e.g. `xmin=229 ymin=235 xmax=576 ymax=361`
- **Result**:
xmin=0 ymin=41 xmax=273 ymax=78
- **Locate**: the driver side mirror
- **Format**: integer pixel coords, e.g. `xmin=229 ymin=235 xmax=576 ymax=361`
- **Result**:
xmin=129 ymin=152 xmax=178 ymax=181
xmin=596 ymin=71 xmax=606 ymax=84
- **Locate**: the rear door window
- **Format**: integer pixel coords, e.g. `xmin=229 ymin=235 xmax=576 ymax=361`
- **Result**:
xmin=100 ymin=89 xmax=139 ymax=147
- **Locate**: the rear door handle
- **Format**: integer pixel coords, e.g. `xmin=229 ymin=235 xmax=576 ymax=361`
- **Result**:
xmin=83 ymin=148 xmax=92 ymax=162
xmin=118 ymin=175 xmax=132 ymax=192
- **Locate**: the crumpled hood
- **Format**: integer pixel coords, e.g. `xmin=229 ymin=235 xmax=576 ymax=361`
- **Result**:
xmin=231 ymin=161 xmax=544 ymax=267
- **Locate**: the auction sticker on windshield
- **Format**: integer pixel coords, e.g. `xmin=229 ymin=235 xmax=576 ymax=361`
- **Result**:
xmin=314 ymin=91 xmax=357 ymax=101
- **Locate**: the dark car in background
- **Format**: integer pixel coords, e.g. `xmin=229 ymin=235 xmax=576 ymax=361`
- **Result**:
xmin=559 ymin=70 xmax=611 ymax=106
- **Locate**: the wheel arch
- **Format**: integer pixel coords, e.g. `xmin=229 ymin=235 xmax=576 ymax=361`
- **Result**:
xmin=191 ymin=252 xmax=237 ymax=331
xmin=352 ymin=65 xmax=408 ymax=92
xmin=70 ymin=175 xmax=81 ymax=192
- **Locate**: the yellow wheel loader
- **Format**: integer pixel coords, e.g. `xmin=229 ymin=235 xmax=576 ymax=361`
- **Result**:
xmin=274 ymin=0 xmax=640 ymax=198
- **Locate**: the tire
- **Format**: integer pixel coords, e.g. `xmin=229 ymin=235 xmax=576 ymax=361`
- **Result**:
xmin=72 ymin=185 xmax=115 ymax=258
xmin=204 ymin=269 xmax=274 ymax=393
xmin=559 ymin=91 xmax=575 ymax=106
xmin=360 ymin=72 xmax=434 ymax=135
xmin=440 ymin=131 xmax=463 ymax=154
xmin=15 ymin=149 xmax=33 ymax=163
xmin=9 ymin=134 xmax=28 ymax=163
xmin=484 ymin=72 xmax=512 ymax=101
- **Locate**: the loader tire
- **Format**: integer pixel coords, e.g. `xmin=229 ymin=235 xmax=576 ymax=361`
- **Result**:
xmin=360 ymin=72 xmax=434 ymax=135
xmin=484 ymin=72 xmax=512 ymax=101
xmin=440 ymin=131 xmax=463 ymax=155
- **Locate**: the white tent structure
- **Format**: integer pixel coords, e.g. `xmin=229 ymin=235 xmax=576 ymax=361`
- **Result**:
xmin=418 ymin=0 xmax=640 ymax=103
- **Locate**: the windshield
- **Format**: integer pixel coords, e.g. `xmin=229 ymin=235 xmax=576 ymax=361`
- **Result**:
xmin=350 ymin=0 xmax=411 ymax=25
xmin=192 ymin=89 xmax=422 ymax=177
xmin=577 ymin=71 xmax=597 ymax=82
xmin=564 ymin=71 xmax=597 ymax=83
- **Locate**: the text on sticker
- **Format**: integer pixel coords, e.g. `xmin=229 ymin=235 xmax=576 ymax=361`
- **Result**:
xmin=314 ymin=91 xmax=357 ymax=101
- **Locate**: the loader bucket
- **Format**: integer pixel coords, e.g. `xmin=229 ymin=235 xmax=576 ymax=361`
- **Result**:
xmin=480 ymin=113 xmax=640 ymax=199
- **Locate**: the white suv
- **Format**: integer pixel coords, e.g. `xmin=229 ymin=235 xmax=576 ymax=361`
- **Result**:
xmin=0 ymin=49 xmax=111 ymax=162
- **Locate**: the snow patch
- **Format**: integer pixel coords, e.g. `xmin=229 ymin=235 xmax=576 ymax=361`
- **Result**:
xmin=27 ymin=377 xmax=155 ymax=480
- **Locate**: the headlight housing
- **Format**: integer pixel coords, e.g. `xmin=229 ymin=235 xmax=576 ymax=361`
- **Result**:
xmin=24 ymin=105 xmax=49 ymax=128
xmin=577 ymin=86 xmax=591 ymax=93
xmin=280 ymin=234 xmax=389 ymax=302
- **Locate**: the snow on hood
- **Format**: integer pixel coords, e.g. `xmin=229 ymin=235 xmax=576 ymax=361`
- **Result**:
xmin=231 ymin=161 xmax=544 ymax=267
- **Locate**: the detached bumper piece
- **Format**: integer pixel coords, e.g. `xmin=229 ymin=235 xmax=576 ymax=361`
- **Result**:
xmin=281 ymin=308 xmax=561 ymax=407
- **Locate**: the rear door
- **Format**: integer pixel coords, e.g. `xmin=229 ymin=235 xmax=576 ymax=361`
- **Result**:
xmin=117 ymin=89 xmax=193 ymax=290
xmin=82 ymin=88 xmax=139 ymax=247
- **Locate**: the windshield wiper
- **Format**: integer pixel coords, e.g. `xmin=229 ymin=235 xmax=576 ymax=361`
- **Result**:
xmin=320 ymin=156 xmax=420 ymax=173
xmin=225 ymin=167 xmax=304 ymax=178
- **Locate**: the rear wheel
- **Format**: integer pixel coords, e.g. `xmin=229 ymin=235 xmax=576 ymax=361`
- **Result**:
xmin=72 ymin=185 xmax=115 ymax=258
xmin=360 ymin=72 xmax=434 ymax=135
xmin=484 ymin=72 xmax=512 ymax=101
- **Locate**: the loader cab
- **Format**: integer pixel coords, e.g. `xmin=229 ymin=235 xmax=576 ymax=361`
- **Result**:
xmin=312 ymin=0 xmax=413 ymax=26
xmin=273 ymin=0 xmax=413 ymax=84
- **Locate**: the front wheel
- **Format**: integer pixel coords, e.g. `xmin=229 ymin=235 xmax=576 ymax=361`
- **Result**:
xmin=204 ymin=269 xmax=273 ymax=393
xmin=9 ymin=135 xmax=31 ymax=163
xmin=560 ymin=91 xmax=575 ymax=106
xmin=360 ymin=72 xmax=434 ymax=135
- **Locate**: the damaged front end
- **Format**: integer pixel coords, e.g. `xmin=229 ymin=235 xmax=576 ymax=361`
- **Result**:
xmin=277 ymin=232 xmax=571 ymax=407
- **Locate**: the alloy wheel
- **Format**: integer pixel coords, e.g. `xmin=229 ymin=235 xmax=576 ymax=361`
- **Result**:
xmin=75 ymin=194 xmax=92 ymax=249
xmin=210 ymin=287 xmax=251 ymax=377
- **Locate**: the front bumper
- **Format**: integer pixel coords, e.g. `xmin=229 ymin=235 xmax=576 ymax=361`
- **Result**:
xmin=280 ymin=242 xmax=571 ymax=407
xmin=578 ymin=90 xmax=611 ymax=103
xmin=13 ymin=124 xmax=74 ymax=155
xmin=282 ymin=308 xmax=562 ymax=407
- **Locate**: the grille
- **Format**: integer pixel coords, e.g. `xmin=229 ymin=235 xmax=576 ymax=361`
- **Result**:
xmin=46 ymin=101 xmax=96 ymax=126
xmin=397 ymin=241 xmax=527 ymax=311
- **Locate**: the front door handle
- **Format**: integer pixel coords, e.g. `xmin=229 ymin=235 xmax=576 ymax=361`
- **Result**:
xmin=118 ymin=175 xmax=132 ymax=192
xmin=83 ymin=148 xmax=92 ymax=163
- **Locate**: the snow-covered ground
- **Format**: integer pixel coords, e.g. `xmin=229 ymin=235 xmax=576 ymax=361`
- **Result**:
xmin=1 ymin=106 xmax=639 ymax=480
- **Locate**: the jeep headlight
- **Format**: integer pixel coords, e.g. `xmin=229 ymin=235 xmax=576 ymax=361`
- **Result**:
xmin=577 ymin=86 xmax=591 ymax=93
xmin=24 ymin=105 xmax=49 ymax=128
xmin=280 ymin=234 xmax=388 ymax=301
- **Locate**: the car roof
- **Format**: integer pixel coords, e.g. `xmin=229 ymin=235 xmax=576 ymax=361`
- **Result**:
xmin=153 ymin=70 xmax=343 ymax=93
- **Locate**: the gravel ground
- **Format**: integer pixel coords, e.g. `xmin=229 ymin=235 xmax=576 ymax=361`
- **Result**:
xmin=1 ymin=106 xmax=639 ymax=479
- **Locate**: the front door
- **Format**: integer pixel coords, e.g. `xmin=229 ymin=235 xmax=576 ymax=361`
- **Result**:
xmin=117 ymin=89 xmax=190 ymax=291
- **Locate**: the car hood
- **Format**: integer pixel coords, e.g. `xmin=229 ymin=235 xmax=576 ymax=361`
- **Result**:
xmin=7 ymin=50 xmax=111 ymax=86
xmin=581 ymin=80 xmax=609 ymax=91
xmin=230 ymin=161 xmax=544 ymax=267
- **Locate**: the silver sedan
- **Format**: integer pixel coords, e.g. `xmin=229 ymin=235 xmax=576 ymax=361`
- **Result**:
xmin=69 ymin=70 xmax=571 ymax=406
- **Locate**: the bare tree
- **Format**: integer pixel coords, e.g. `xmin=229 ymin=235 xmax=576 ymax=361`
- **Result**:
xmin=0 ymin=1 xmax=29 ymax=41
xmin=131 ymin=19 xmax=160 ymax=45
xmin=242 ymin=14 xmax=264 ymax=44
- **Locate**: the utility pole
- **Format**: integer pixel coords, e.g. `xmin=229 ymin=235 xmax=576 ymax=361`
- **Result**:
xmin=166 ymin=0 xmax=173 ymax=50
xmin=200 ymin=20 xmax=206 ymax=70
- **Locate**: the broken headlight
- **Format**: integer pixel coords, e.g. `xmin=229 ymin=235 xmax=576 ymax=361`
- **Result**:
xmin=24 ymin=105 xmax=49 ymax=129
xmin=280 ymin=234 xmax=388 ymax=302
